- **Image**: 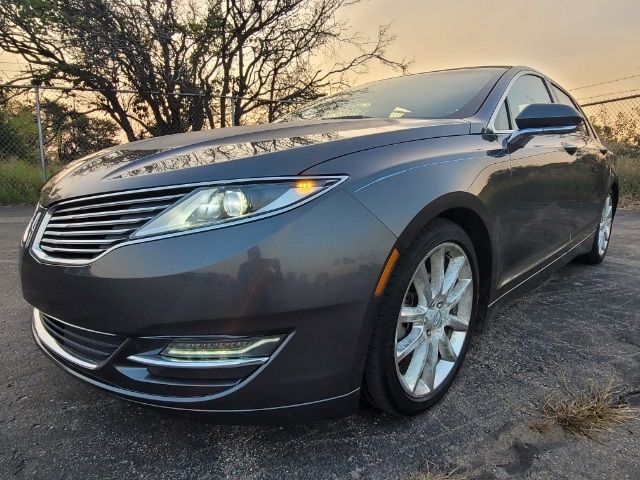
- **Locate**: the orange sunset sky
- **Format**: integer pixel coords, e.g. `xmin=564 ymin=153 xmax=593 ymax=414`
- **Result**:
xmin=341 ymin=0 xmax=640 ymax=101
xmin=1 ymin=0 xmax=639 ymax=102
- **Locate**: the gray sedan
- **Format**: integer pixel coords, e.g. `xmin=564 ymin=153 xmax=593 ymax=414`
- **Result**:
xmin=20 ymin=65 xmax=617 ymax=422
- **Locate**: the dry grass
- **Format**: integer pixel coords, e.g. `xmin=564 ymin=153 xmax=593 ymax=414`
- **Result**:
xmin=539 ymin=380 xmax=638 ymax=438
xmin=617 ymin=155 xmax=640 ymax=207
xmin=528 ymin=418 xmax=552 ymax=434
xmin=619 ymin=197 xmax=640 ymax=210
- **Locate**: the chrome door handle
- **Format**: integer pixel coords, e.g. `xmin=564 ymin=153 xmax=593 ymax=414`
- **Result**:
xmin=562 ymin=143 xmax=578 ymax=155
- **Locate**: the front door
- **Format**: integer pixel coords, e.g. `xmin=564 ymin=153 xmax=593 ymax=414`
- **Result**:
xmin=499 ymin=74 xmax=579 ymax=288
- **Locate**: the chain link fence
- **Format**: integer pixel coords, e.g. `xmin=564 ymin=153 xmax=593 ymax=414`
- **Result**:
xmin=2 ymin=82 xmax=640 ymax=203
xmin=581 ymin=94 xmax=640 ymax=147
xmin=581 ymin=94 xmax=640 ymax=203
xmin=0 ymin=83 xmax=302 ymax=181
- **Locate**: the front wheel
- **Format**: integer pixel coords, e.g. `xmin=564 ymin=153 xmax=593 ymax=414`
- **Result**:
xmin=363 ymin=218 xmax=479 ymax=416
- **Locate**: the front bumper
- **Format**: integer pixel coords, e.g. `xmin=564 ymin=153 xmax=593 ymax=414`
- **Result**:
xmin=21 ymin=189 xmax=397 ymax=421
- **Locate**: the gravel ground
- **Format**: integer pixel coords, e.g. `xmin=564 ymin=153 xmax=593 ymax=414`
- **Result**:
xmin=1 ymin=206 xmax=639 ymax=480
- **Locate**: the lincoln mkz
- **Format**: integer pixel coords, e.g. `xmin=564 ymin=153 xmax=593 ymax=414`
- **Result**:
xmin=20 ymin=66 xmax=617 ymax=422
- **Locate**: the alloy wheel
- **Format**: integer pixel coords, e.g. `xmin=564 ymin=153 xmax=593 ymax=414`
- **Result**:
xmin=598 ymin=194 xmax=613 ymax=256
xmin=394 ymin=242 xmax=473 ymax=398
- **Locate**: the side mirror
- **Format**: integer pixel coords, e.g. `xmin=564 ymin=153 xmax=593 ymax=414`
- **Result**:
xmin=507 ymin=103 xmax=584 ymax=148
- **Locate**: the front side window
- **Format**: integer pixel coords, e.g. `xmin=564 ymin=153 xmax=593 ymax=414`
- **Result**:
xmin=281 ymin=68 xmax=506 ymax=121
xmin=506 ymin=74 xmax=552 ymax=118
xmin=494 ymin=100 xmax=511 ymax=130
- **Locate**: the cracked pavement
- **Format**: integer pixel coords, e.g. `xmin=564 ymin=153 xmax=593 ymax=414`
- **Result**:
xmin=1 ymin=206 xmax=638 ymax=479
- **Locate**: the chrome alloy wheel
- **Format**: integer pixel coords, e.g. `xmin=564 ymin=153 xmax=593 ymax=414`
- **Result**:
xmin=394 ymin=243 xmax=473 ymax=398
xmin=598 ymin=194 xmax=613 ymax=256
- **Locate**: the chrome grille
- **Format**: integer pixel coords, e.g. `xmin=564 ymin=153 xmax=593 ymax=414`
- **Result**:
xmin=35 ymin=186 xmax=196 ymax=264
xmin=40 ymin=313 xmax=126 ymax=365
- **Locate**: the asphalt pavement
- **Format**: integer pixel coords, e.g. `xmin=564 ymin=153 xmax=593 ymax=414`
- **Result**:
xmin=1 ymin=206 xmax=638 ymax=479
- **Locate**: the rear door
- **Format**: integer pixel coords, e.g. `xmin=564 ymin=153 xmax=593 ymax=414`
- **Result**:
xmin=549 ymin=83 xmax=609 ymax=238
xmin=497 ymin=74 xmax=580 ymax=288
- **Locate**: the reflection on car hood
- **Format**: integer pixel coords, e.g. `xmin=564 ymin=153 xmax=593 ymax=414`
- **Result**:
xmin=40 ymin=117 xmax=470 ymax=205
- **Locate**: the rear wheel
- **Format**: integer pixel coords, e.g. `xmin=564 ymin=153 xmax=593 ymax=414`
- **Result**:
xmin=364 ymin=218 xmax=479 ymax=415
xmin=578 ymin=192 xmax=614 ymax=265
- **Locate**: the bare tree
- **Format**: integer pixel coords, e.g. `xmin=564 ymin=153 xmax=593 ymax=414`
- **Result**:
xmin=218 ymin=0 xmax=409 ymax=125
xmin=0 ymin=0 xmax=409 ymax=140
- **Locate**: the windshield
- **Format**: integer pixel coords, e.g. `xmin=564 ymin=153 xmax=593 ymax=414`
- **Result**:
xmin=282 ymin=67 xmax=506 ymax=122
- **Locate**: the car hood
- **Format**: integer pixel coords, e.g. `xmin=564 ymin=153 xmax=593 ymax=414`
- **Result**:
xmin=40 ymin=117 xmax=470 ymax=205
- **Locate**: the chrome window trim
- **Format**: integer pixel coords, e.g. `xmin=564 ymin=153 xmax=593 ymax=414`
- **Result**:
xmin=487 ymin=70 xmax=553 ymax=134
xmin=30 ymin=175 xmax=348 ymax=267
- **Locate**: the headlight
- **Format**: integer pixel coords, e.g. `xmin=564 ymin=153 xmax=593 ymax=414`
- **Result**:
xmin=131 ymin=177 xmax=345 ymax=239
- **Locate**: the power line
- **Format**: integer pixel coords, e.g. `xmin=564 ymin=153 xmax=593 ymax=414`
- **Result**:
xmin=581 ymin=93 xmax=640 ymax=107
xmin=570 ymin=74 xmax=640 ymax=91
xmin=576 ymin=87 xmax=640 ymax=101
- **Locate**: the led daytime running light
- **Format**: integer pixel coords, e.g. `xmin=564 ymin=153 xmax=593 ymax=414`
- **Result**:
xmin=161 ymin=336 xmax=283 ymax=360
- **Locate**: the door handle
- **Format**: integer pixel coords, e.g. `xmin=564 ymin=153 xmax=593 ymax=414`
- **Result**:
xmin=600 ymin=147 xmax=608 ymax=155
xmin=562 ymin=142 xmax=578 ymax=155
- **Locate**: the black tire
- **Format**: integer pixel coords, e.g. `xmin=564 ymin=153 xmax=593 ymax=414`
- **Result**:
xmin=577 ymin=190 xmax=614 ymax=265
xmin=363 ymin=218 xmax=480 ymax=416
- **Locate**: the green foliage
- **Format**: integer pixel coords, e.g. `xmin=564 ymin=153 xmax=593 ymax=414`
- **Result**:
xmin=0 ymin=96 xmax=119 ymax=166
xmin=0 ymin=161 xmax=43 ymax=204
xmin=0 ymin=101 xmax=39 ymax=163
xmin=0 ymin=96 xmax=119 ymax=204
xmin=42 ymin=100 xmax=119 ymax=163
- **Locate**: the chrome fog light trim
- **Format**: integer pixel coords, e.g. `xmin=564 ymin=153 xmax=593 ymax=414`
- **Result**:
xmin=127 ymin=354 xmax=269 ymax=369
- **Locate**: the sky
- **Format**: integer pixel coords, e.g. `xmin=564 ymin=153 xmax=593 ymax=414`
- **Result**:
xmin=1 ymin=0 xmax=638 ymax=103
xmin=340 ymin=0 xmax=640 ymax=101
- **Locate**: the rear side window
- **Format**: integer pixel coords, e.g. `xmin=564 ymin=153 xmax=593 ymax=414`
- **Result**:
xmin=506 ymin=75 xmax=552 ymax=117
xmin=551 ymin=85 xmax=577 ymax=108
xmin=551 ymin=84 xmax=589 ymax=135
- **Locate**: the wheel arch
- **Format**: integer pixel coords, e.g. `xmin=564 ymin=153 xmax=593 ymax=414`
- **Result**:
xmin=610 ymin=179 xmax=619 ymax=214
xmin=354 ymin=192 xmax=497 ymax=397
xmin=397 ymin=192 xmax=496 ymax=330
